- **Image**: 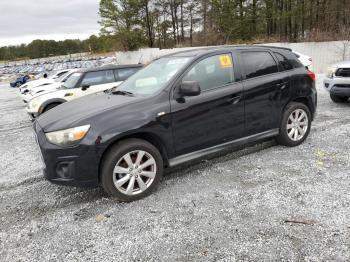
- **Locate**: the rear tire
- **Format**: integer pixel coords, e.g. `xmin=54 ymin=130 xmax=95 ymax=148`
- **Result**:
xmin=101 ymin=139 xmax=163 ymax=202
xmin=330 ymin=94 xmax=348 ymax=103
xmin=276 ymin=102 xmax=311 ymax=147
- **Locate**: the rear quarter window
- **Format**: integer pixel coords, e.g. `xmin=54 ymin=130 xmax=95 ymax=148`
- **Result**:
xmin=274 ymin=52 xmax=293 ymax=71
xmin=285 ymin=51 xmax=304 ymax=68
xmin=241 ymin=51 xmax=278 ymax=79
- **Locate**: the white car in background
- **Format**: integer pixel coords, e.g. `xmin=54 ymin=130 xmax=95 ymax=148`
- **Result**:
xmin=26 ymin=64 xmax=143 ymax=118
xmin=324 ymin=61 xmax=350 ymax=103
xmin=293 ymin=51 xmax=312 ymax=68
xmin=21 ymin=69 xmax=79 ymax=103
xmin=19 ymin=69 xmax=71 ymax=95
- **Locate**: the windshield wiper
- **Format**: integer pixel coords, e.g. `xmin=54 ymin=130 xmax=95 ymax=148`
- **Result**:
xmin=111 ymin=90 xmax=134 ymax=96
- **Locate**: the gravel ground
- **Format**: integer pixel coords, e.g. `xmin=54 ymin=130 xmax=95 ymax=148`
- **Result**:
xmin=0 ymin=75 xmax=350 ymax=261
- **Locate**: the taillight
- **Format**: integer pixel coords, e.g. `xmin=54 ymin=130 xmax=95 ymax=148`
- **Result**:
xmin=308 ymin=70 xmax=316 ymax=81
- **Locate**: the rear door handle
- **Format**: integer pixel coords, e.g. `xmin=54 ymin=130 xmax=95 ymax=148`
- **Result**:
xmin=276 ymin=82 xmax=287 ymax=90
xmin=227 ymin=95 xmax=242 ymax=104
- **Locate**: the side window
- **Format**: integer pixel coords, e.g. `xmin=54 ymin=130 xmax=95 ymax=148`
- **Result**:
xmin=274 ymin=52 xmax=293 ymax=71
xmin=182 ymin=54 xmax=234 ymax=92
xmin=80 ymin=70 xmax=115 ymax=86
xmin=116 ymin=67 xmax=140 ymax=81
xmin=242 ymin=51 xmax=278 ymax=79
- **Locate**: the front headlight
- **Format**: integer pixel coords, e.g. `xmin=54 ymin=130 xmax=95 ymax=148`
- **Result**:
xmin=45 ymin=125 xmax=90 ymax=146
xmin=29 ymin=96 xmax=41 ymax=109
xmin=327 ymin=66 xmax=337 ymax=78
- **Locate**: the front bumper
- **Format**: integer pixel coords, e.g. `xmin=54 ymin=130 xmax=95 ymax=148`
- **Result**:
xmin=21 ymin=93 xmax=31 ymax=103
xmin=324 ymin=76 xmax=350 ymax=96
xmin=34 ymin=121 xmax=101 ymax=187
xmin=26 ymin=105 xmax=39 ymax=120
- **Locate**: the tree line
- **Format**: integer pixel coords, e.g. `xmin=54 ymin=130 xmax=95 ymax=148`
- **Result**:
xmin=0 ymin=36 xmax=117 ymax=61
xmin=1 ymin=0 xmax=350 ymax=60
xmin=99 ymin=0 xmax=350 ymax=50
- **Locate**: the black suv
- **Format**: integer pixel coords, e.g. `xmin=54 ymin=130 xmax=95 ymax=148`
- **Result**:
xmin=34 ymin=46 xmax=317 ymax=201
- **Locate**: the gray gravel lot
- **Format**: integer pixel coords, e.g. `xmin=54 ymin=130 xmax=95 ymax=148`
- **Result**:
xmin=0 ymin=75 xmax=350 ymax=261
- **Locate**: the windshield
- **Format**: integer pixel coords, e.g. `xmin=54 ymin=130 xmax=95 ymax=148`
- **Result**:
xmin=55 ymin=71 xmax=71 ymax=82
xmin=47 ymin=71 xmax=58 ymax=79
xmin=62 ymin=73 xmax=82 ymax=89
xmin=117 ymin=57 xmax=190 ymax=95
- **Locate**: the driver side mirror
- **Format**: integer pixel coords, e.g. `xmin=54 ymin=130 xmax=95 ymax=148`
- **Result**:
xmin=179 ymin=81 xmax=201 ymax=97
xmin=81 ymin=85 xmax=90 ymax=91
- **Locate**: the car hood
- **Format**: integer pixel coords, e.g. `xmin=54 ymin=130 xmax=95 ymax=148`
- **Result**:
xmin=31 ymin=82 xmax=61 ymax=93
xmin=26 ymin=78 xmax=55 ymax=89
xmin=37 ymin=91 xmax=141 ymax=132
xmin=332 ymin=60 xmax=350 ymax=69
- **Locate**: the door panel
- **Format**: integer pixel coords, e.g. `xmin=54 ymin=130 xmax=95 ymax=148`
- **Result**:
xmin=170 ymin=53 xmax=245 ymax=156
xmin=239 ymin=50 xmax=283 ymax=135
xmin=243 ymin=74 xmax=284 ymax=135
xmin=171 ymin=83 xmax=244 ymax=155
xmin=76 ymin=70 xmax=117 ymax=98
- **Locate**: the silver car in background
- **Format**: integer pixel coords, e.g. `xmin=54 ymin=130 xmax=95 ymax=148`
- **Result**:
xmin=324 ymin=61 xmax=350 ymax=103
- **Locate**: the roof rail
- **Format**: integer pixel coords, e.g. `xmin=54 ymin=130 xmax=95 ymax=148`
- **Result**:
xmin=253 ymin=44 xmax=292 ymax=51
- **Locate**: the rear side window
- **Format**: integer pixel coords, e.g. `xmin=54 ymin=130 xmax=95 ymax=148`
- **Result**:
xmin=274 ymin=52 xmax=293 ymax=71
xmin=242 ymin=51 xmax=278 ymax=79
xmin=115 ymin=67 xmax=141 ymax=81
xmin=182 ymin=54 xmax=234 ymax=92
xmin=289 ymin=53 xmax=304 ymax=68
xmin=81 ymin=70 xmax=115 ymax=86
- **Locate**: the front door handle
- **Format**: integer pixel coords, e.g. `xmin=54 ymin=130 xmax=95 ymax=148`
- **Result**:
xmin=227 ymin=95 xmax=242 ymax=104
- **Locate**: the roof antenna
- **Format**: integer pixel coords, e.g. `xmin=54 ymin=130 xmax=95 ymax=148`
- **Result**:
xmin=138 ymin=54 xmax=143 ymax=64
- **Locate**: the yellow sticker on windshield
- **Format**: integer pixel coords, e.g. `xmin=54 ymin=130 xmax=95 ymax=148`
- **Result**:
xmin=219 ymin=55 xmax=233 ymax=68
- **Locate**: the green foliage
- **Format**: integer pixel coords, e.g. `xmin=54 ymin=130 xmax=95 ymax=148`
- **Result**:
xmin=1 ymin=0 xmax=350 ymax=60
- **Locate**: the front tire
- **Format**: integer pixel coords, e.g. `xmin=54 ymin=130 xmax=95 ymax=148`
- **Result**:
xmin=277 ymin=102 xmax=311 ymax=147
xmin=101 ymin=139 xmax=163 ymax=202
xmin=330 ymin=94 xmax=348 ymax=103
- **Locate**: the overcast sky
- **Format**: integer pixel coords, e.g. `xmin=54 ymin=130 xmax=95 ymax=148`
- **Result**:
xmin=0 ymin=0 xmax=100 ymax=47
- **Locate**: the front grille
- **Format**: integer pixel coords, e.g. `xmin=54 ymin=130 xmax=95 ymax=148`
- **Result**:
xmin=335 ymin=68 xmax=350 ymax=77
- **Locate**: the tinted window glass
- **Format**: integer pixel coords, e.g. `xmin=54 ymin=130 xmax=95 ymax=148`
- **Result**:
xmin=289 ymin=53 xmax=304 ymax=68
xmin=274 ymin=52 xmax=293 ymax=71
xmin=242 ymin=51 xmax=278 ymax=79
xmin=182 ymin=54 xmax=234 ymax=92
xmin=81 ymin=70 xmax=115 ymax=86
xmin=116 ymin=67 xmax=141 ymax=81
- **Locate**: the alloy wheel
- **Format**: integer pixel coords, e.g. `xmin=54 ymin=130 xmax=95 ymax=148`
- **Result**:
xmin=112 ymin=150 xmax=157 ymax=196
xmin=286 ymin=109 xmax=309 ymax=141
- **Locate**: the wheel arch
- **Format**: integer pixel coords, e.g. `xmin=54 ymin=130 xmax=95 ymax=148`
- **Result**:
xmin=98 ymin=132 xmax=170 ymax=183
xmin=39 ymin=98 xmax=67 ymax=113
xmin=283 ymin=96 xmax=315 ymax=121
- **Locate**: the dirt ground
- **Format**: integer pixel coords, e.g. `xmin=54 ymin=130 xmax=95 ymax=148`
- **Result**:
xmin=1 ymin=75 xmax=350 ymax=261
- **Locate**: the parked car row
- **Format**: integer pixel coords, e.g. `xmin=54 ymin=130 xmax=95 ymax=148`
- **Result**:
xmin=25 ymin=64 xmax=143 ymax=118
xmin=26 ymin=46 xmax=318 ymax=202
xmin=0 ymin=57 xmax=107 ymax=75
